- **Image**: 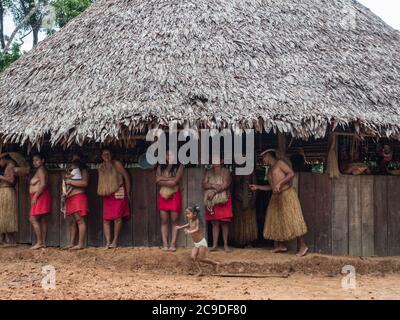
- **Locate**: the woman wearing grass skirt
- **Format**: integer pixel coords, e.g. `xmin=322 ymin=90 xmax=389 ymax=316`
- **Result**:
xmin=250 ymin=149 xmax=308 ymax=257
xmin=0 ymin=153 xmax=18 ymax=245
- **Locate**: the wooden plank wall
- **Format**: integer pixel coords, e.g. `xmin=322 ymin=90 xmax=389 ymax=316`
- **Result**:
xmin=14 ymin=170 xmax=400 ymax=256
xmin=298 ymin=173 xmax=400 ymax=257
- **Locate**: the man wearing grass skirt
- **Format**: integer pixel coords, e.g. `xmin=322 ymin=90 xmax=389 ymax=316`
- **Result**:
xmin=250 ymin=149 xmax=308 ymax=256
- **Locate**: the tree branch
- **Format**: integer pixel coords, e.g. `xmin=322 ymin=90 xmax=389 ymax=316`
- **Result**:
xmin=3 ymin=0 xmax=40 ymax=53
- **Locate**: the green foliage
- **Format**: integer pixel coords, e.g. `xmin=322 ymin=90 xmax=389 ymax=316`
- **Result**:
xmin=0 ymin=42 xmax=22 ymax=72
xmin=0 ymin=0 xmax=91 ymax=70
xmin=52 ymin=0 xmax=92 ymax=28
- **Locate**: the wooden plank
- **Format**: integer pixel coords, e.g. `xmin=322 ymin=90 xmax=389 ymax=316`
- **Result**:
xmin=373 ymin=176 xmax=388 ymax=256
xmin=360 ymin=176 xmax=374 ymax=256
xmin=145 ymin=169 xmax=158 ymax=247
xmin=212 ymin=273 xmax=289 ymax=278
xmin=348 ymin=176 xmax=362 ymax=256
xmin=314 ymin=174 xmax=332 ymax=254
xmin=186 ymin=168 xmax=206 ymax=247
xmin=59 ymin=172 xmax=69 ymax=248
xmin=118 ymin=170 xmax=134 ymax=247
xmin=332 ymin=175 xmax=349 ymax=255
xmin=175 ymin=170 xmax=188 ymax=248
xmin=387 ymin=176 xmax=400 ymax=256
xmin=132 ymin=168 xmax=150 ymax=246
xmin=87 ymin=170 xmax=103 ymax=247
xmin=298 ymin=173 xmax=316 ymax=252
xmin=17 ymin=176 xmax=32 ymax=244
xmin=45 ymin=172 xmax=61 ymax=247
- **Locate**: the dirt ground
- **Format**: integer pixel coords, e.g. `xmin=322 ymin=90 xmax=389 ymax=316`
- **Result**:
xmin=1 ymin=245 xmax=400 ymax=300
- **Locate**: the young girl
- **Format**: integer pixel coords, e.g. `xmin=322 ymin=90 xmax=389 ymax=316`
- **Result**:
xmin=176 ymin=205 xmax=220 ymax=276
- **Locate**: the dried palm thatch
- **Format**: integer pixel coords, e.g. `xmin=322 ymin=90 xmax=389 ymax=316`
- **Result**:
xmin=0 ymin=0 xmax=400 ymax=146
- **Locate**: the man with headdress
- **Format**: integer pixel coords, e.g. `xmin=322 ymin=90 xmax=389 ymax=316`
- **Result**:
xmin=250 ymin=149 xmax=308 ymax=256
xmin=0 ymin=153 xmax=18 ymax=245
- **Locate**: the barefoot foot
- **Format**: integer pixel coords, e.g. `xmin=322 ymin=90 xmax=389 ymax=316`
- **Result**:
xmin=272 ymin=247 xmax=288 ymax=253
xmin=209 ymin=246 xmax=218 ymax=252
xmin=30 ymin=243 xmax=45 ymax=250
xmin=224 ymin=246 xmax=232 ymax=253
xmin=296 ymin=246 xmax=309 ymax=257
xmin=70 ymin=245 xmax=85 ymax=250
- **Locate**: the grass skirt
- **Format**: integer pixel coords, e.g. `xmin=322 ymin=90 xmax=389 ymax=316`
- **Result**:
xmin=263 ymin=187 xmax=307 ymax=241
xmin=0 ymin=188 xmax=18 ymax=233
xmin=231 ymin=207 xmax=258 ymax=246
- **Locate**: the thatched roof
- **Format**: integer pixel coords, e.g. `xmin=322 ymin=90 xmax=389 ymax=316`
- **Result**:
xmin=1 ymin=0 xmax=400 ymax=145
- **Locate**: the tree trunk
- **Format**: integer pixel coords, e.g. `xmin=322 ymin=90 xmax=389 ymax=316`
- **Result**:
xmin=33 ymin=26 xmax=39 ymax=47
xmin=0 ymin=0 xmax=5 ymax=50
xmin=4 ymin=1 xmax=40 ymax=52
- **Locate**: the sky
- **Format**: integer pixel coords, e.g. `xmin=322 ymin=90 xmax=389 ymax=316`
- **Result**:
xmin=3 ymin=0 xmax=400 ymax=52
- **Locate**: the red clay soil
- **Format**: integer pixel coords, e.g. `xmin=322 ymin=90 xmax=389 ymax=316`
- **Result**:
xmin=1 ymin=246 xmax=400 ymax=300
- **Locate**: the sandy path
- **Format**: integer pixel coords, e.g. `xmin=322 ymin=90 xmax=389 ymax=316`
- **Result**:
xmin=1 ymin=246 xmax=400 ymax=300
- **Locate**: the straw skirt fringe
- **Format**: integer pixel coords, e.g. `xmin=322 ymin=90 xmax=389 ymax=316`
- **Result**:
xmin=232 ymin=208 xmax=258 ymax=246
xmin=263 ymin=187 xmax=307 ymax=241
xmin=0 ymin=188 xmax=18 ymax=233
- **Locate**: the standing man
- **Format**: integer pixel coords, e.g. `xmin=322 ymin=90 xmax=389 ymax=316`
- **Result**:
xmin=0 ymin=153 xmax=18 ymax=245
xmin=250 ymin=149 xmax=308 ymax=256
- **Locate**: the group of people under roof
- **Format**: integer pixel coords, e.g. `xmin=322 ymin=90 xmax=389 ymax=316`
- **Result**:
xmin=0 ymin=147 xmax=309 ymax=276
xmin=341 ymin=144 xmax=400 ymax=176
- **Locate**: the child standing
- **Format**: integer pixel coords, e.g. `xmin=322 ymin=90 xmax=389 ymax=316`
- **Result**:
xmin=176 ymin=205 xmax=220 ymax=276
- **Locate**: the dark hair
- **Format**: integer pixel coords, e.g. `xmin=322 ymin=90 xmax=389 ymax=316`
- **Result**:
xmin=159 ymin=149 xmax=181 ymax=175
xmin=72 ymin=149 xmax=84 ymax=160
xmin=101 ymin=146 xmax=112 ymax=154
xmin=187 ymin=204 xmax=201 ymax=216
xmin=31 ymin=152 xmax=46 ymax=162
xmin=72 ymin=159 xmax=85 ymax=171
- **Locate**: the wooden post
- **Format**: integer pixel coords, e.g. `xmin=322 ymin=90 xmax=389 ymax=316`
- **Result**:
xmin=277 ymin=133 xmax=287 ymax=157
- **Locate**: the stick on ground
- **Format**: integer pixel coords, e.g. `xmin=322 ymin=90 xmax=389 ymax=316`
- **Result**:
xmin=212 ymin=273 xmax=290 ymax=278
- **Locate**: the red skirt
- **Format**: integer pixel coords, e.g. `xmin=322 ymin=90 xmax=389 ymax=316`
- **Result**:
xmin=158 ymin=190 xmax=182 ymax=213
xmin=30 ymin=189 xmax=51 ymax=216
xmin=66 ymin=193 xmax=88 ymax=217
xmin=103 ymin=193 xmax=130 ymax=221
xmin=205 ymin=194 xmax=233 ymax=222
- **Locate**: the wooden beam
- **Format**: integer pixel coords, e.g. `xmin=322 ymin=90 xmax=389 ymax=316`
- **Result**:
xmin=277 ymin=133 xmax=287 ymax=156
